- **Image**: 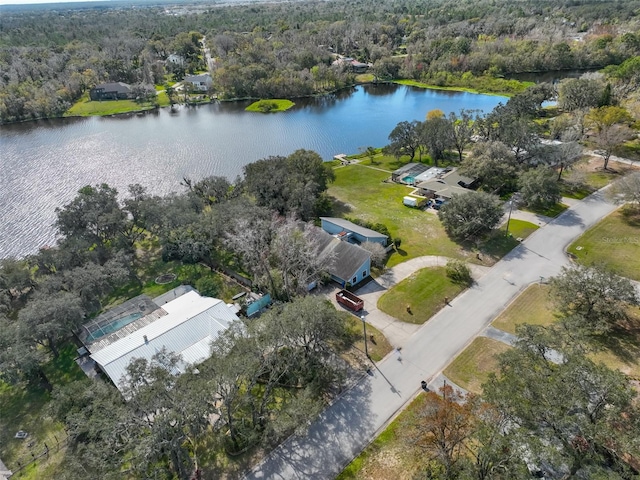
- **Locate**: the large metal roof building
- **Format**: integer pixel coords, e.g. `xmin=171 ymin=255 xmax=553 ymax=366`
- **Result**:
xmin=89 ymin=290 xmax=238 ymax=393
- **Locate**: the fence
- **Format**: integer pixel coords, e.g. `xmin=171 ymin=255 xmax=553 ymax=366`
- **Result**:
xmin=8 ymin=433 xmax=69 ymax=478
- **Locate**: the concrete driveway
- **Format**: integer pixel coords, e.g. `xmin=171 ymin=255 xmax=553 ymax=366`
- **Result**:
xmin=245 ymin=188 xmax=619 ymax=480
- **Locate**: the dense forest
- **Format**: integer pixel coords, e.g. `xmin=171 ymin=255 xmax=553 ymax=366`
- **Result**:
xmin=3 ymin=0 xmax=640 ymax=122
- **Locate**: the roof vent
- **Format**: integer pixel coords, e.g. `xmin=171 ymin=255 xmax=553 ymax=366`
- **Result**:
xmin=143 ymin=335 xmax=148 ymax=344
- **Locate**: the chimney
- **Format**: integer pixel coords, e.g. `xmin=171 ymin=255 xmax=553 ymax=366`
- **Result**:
xmin=143 ymin=335 xmax=148 ymax=344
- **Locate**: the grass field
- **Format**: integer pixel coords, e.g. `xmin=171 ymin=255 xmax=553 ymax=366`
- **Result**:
xmin=328 ymin=164 xmax=470 ymax=267
xmin=245 ymin=99 xmax=294 ymax=112
xmin=443 ymin=337 xmax=511 ymax=395
xmin=492 ymin=284 xmax=556 ymax=334
xmin=0 ymin=344 xmax=89 ymax=479
xmin=567 ymin=207 xmax=640 ymax=281
xmin=378 ymin=267 xmax=465 ymax=324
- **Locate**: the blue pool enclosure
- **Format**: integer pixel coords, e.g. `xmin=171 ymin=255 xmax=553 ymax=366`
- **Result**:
xmin=85 ymin=312 xmax=143 ymax=342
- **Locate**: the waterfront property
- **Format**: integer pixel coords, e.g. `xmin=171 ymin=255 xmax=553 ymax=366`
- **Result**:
xmin=87 ymin=289 xmax=238 ymax=393
xmin=320 ymin=217 xmax=389 ymax=246
xmin=89 ymin=82 xmax=133 ymax=101
xmin=415 ymin=168 xmax=477 ymax=200
xmin=184 ymin=73 xmax=213 ymax=92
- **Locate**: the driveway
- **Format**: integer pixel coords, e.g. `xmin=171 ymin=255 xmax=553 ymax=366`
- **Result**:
xmin=326 ymin=256 xmax=491 ymax=347
xmin=245 ymin=188 xmax=619 ymax=480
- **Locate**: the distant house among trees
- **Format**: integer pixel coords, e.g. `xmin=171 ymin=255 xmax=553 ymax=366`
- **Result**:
xmin=184 ymin=73 xmax=213 ymax=92
xmin=166 ymin=53 xmax=186 ymax=66
xmin=89 ymin=82 xmax=133 ymax=101
xmin=320 ymin=217 xmax=388 ymax=246
xmin=85 ymin=289 xmax=238 ymax=394
xmin=331 ymin=55 xmax=372 ymax=73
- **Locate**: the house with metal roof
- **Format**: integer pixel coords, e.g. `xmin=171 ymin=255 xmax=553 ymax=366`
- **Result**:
xmin=89 ymin=290 xmax=238 ymax=393
xmin=311 ymin=227 xmax=372 ymax=287
xmin=320 ymin=217 xmax=388 ymax=246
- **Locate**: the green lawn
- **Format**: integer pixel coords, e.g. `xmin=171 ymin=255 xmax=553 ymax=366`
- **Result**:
xmin=501 ymin=219 xmax=539 ymax=240
xmin=393 ymin=77 xmax=527 ymax=96
xmin=567 ymin=207 xmax=640 ymax=281
xmin=328 ymin=164 xmax=468 ymax=267
xmin=245 ymin=99 xmax=295 ymax=112
xmin=443 ymin=337 xmax=512 ymax=395
xmin=522 ymin=202 xmax=568 ymax=218
xmin=492 ymin=284 xmax=556 ymax=334
xmin=0 ymin=344 xmax=89 ymax=479
xmin=65 ymin=94 xmax=161 ymax=117
xmin=378 ymin=267 xmax=466 ymax=324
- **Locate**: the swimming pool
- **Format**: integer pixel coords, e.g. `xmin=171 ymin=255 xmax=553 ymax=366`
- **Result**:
xmin=402 ymin=175 xmax=415 ymax=184
xmin=86 ymin=312 xmax=143 ymax=342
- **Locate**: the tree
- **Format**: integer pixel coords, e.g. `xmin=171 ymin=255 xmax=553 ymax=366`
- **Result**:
xmin=558 ymin=78 xmax=604 ymax=113
xmin=360 ymin=241 xmax=387 ymax=268
xmin=243 ymin=150 xmax=334 ymax=220
xmin=609 ymin=171 xmax=640 ymax=210
xmin=404 ymin=385 xmax=478 ymax=479
xmin=55 ymin=184 xmax=127 ymax=259
xmin=518 ymin=166 xmax=561 ymax=209
xmin=459 ymin=141 xmax=518 ymax=193
xmin=549 ymin=264 xmax=638 ymax=335
xmin=535 ymin=140 xmax=583 ymax=180
xmin=484 ymin=326 xmax=640 ymax=478
xmin=438 ymin=191 xmax=503 ymax=241
xmin=448 ymin=109 xmax=478 ymax=163
xmin=17 ymin=290 xmax=84 ymax=357
xmin=586 ymin=106 xmax=634 ymax=169
xmin=445 ymin=260 xmax=473 ymax=287
xmin=419 ymin=112 xmax=453 ymax=165
xmin=387 ymin=120 xmax=420 ymax=161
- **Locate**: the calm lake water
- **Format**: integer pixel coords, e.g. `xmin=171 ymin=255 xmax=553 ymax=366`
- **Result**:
xmin=0 ymin=84 xmax=506 ymax=259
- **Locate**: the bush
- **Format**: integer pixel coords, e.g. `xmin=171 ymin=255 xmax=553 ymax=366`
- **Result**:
xmin=446 ymin=260 xmax=473 ymax=286
xmin=393 ymin=237 xmax=402 ymax=249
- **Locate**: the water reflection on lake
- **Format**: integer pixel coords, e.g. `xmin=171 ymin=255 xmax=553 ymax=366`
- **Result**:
xmin=0 ymin=84 xmax=506 ymax=258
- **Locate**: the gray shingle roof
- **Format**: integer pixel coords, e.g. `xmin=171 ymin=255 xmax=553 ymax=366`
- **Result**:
xmin=93 ymin=82 xmax=131 ymax=94
xmin=310 ymin=227 xmax=371 ymax=282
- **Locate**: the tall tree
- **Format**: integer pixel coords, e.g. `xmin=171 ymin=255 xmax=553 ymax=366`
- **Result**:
xmin=448 ymin=109 xmax=478 ymax=163
xmin=17 ymin=290 xmax=84 ymax=357
xmin=484 ymin=326 xmax=640 ymax=478
xmin=518 ymin=166 xmax=561 ymax=209
xmin=609 ymin=171 xmax=640 ymax=210
xmin=459 ymin=141 xmax=518 ymax=193
xmin=549 ymin=264 xmax=638 ymax=335
xmin=387 ymin=120 xmax=420 ymax=161
xmin=586 ymin=106 xmax=633 ymax=169
xmin=438 ymin=191 xmax=504 ymax=241
xmin=419 ymin=111 xmax=453 ymax=165
xmin=55 ymin=184 xmax=127 ymax=260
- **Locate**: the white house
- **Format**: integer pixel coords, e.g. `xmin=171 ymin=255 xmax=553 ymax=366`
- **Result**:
xmin=89 ymin=290 xmax=238 ymax=393
xmin=183 ymin=73 xmax=213 ymax=92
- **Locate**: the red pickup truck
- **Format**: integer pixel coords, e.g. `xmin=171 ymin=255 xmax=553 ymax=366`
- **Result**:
xmin=336 ymin=289 xmax=364 ymax=312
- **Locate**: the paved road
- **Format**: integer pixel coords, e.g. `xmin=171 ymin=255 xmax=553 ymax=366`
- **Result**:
xmin=245 ymin=188 xmax=619 ymax=480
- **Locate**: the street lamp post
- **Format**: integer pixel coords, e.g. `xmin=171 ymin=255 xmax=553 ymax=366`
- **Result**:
xmin=505 ymin=193 xmax=520 ymax=237
xmin=361 ymin=315 xmax=369 ymax=358
xmin=505 ymin=198 xmax=514 ymax=237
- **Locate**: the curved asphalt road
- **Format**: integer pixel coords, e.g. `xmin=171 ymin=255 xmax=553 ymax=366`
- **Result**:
xmin=245 ymin=188 xmax=619 ymax=480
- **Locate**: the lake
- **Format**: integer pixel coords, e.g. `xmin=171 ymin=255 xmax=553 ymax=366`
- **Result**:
xmin=0 ymin=84 xmax=506 ymax=259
